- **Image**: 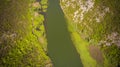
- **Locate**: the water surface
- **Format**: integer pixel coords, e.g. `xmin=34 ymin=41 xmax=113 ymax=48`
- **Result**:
xmin=46 ymin=0 xmax=83 ymax=67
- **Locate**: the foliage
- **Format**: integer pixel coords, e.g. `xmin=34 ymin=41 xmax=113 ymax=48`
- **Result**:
xmin=102 ymin=45 xmax=120 ymax=67
xmin=0 ymin=0 xmax=51 ymax=67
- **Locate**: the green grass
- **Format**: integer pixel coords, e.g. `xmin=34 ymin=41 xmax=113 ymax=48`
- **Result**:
xmin=65 ymin=18 xmax=99 ymax=67
xmin=71 ymin=32 xmax=97 ymax=67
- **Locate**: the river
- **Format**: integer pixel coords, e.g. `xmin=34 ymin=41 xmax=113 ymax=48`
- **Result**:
xmin=46 ymin=0 xmax=83 ymax=67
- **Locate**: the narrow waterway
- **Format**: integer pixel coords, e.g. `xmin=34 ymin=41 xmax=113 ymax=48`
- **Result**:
xmin=46 ymin=0 xmax=83 ymax=67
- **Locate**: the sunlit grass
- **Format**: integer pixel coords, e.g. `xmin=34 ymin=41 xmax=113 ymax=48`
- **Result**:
xmin=65 ymin=18 xmax=98 ymax=67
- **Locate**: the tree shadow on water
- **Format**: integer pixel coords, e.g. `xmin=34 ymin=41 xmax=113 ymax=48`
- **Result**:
xmin=46 ymin=0 xmax=83 ymax=67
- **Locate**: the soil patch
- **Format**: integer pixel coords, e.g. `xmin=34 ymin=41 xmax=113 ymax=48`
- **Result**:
xmin=88 ymin=45 xmax=104 ymax=64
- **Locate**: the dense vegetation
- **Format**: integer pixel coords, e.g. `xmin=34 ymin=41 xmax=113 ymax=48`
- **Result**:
xmin=60 ymin=0 xmax=120 ymax=67
xmin=0 ymin=0 xmax=52 ymax=67
xmin=0 ymin=0 xmax=119 ymax=67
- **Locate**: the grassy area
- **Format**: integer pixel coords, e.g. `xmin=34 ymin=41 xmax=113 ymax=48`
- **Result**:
xmin=66 ymin=18 xmax=103 ymax=67
xmin=0 ymin=0 xmax=52 ymax=66
xmin=71 ymin=32 xmax=97 ymax=67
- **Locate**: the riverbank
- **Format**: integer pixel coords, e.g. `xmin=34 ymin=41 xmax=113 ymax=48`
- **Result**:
xmin=0 ymin=0 xmax=51 ymax=66
xmin=60 ymin=0 xmax=120 ymax=67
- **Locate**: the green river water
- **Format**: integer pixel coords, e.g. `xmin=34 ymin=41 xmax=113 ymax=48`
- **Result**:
xmin=46 ymin=0 xmax=83 ymax=67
